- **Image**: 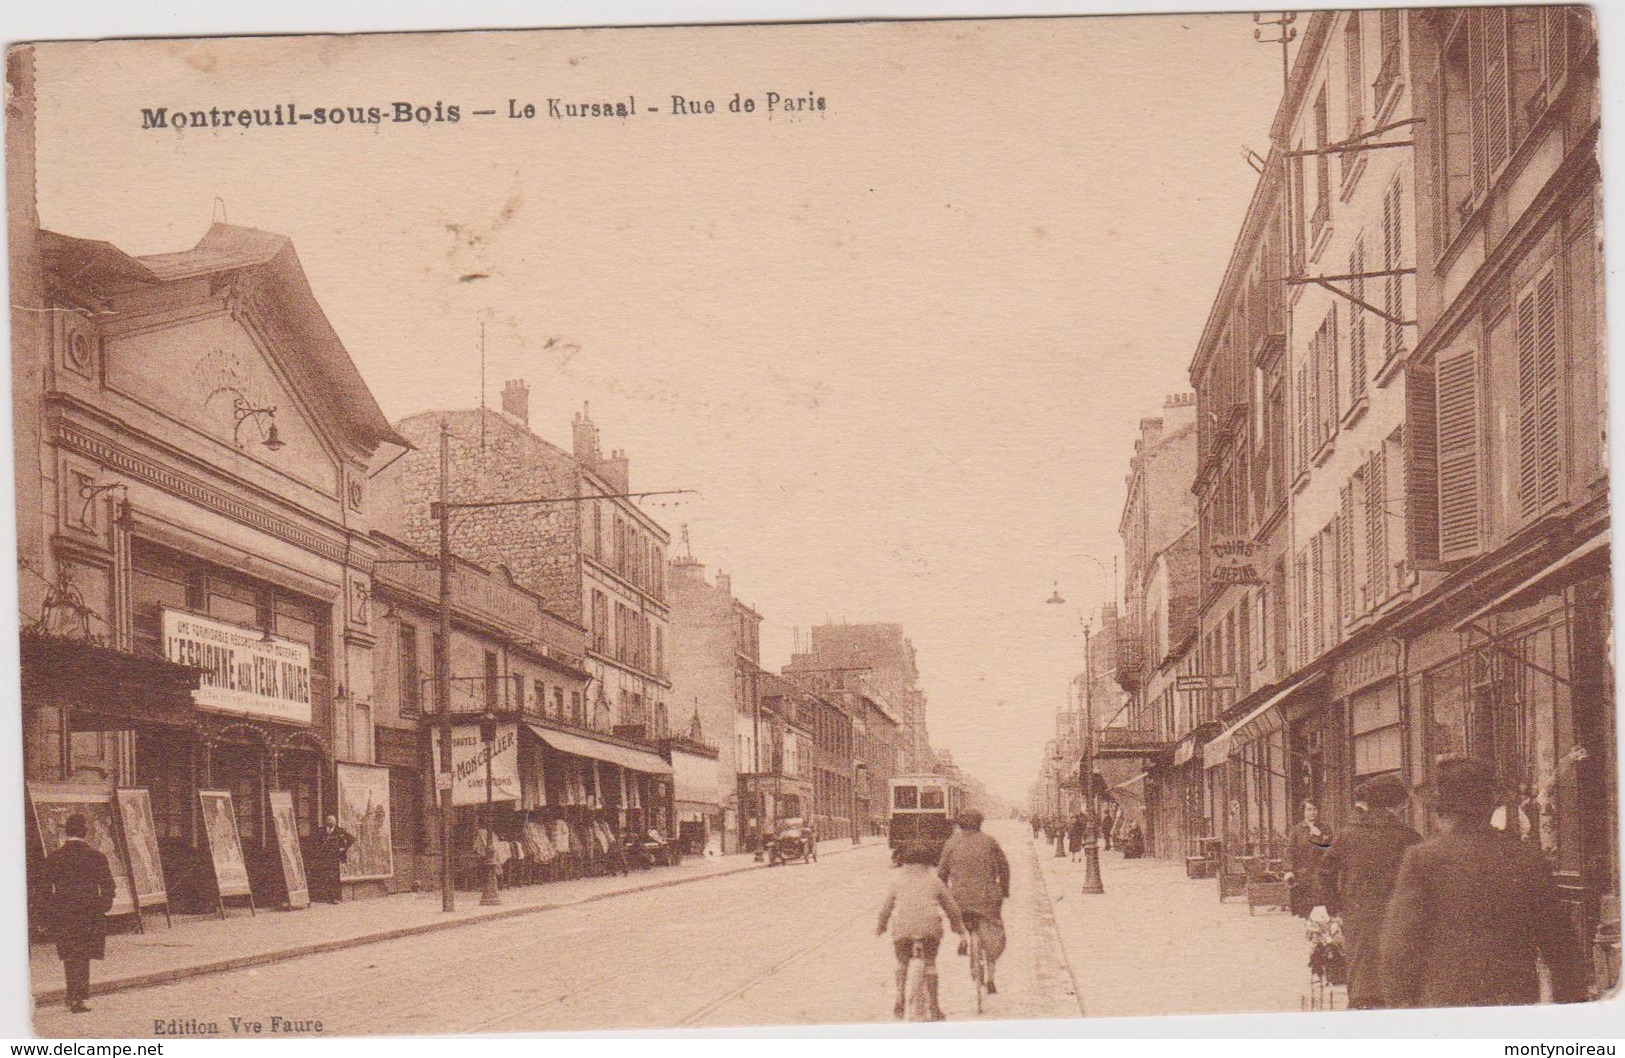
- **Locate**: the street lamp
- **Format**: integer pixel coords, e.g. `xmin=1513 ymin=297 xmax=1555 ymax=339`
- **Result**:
xmin=479 ymin=708 xmax=502 ymax=906
xmin=1047 ymin=582 xmax=1106 ymax=895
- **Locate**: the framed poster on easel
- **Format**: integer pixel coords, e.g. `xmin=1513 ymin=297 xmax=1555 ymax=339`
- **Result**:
xmin=27 ymin=782 xmax=136 ymax=919
xmin=198 ymin=789 xmax=256 ymax=917
xmin=114 ymin=788 xmax=171 ymax=927
xmin=267 ymin=790 xmax=310 ymax=909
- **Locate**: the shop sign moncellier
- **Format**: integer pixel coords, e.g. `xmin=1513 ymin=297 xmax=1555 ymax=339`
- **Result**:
xmin=163 ymin=609 xmax=313 ymax=724
xmin=432 ymin=722 xmax=521 ymax=806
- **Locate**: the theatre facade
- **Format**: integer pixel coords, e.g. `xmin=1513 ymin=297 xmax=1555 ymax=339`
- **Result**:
xmin=17 ymin=223 xmax=407 ymax=916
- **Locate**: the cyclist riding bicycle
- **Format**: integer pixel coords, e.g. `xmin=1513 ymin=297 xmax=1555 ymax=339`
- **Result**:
xmin=937 ymin=808 xmax=1011 ymax=995
xmin=877 ymin=840 xmax=964 ymax=1020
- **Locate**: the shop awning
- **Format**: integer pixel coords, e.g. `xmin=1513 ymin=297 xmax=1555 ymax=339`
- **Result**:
xmin=1203 ymin=671 xmax=1323 ymax=770
xmin=1453 ymin=530 xmax=1610 ymax=632
xmin=525 ymin=724 xmax=672 ymax=775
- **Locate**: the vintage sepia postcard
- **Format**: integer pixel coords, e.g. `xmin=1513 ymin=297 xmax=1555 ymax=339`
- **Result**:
xmin=5 ymin=6 xmax=1619 ymax=1039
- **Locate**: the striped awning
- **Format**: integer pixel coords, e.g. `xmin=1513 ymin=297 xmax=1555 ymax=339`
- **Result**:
xmin=1203 ymin=671 xmax=1323 ymax=770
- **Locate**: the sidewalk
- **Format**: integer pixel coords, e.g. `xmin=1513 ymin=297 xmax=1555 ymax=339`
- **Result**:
xmin=31 ymin=837 xmax=865 ymax=1007
xmin=1033 ymin=838 xmax=1316 ymax=1018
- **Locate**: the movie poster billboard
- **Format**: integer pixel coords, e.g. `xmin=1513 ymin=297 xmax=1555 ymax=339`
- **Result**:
xmin=336 ymin=763 xmax=393 ymax=882
xmin=267 ymin=790 xmax=310 ymax=909
xmin=113 ymin=788 xmax=167 ymax=910
xmin=198 ymin=789 xmax=252 ymax=898
xmin=27 ymin=783 xmax=136 ymax=917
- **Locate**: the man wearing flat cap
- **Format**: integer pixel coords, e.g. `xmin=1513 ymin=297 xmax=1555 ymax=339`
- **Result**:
xmin=1380 ymin=757 xmax=1585 ymax=1008
xmin=1316 ymin=772 xmax=1420 ymax=1009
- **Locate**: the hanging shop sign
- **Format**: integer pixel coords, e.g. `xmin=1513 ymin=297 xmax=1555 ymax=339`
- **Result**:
xmin=433 ymin=722 xmax=521 ymax=806
xmin=163 ymin=609 xmax=312 ymax=724
xmin=1209 ymin=540 xmax=1264 ymax=586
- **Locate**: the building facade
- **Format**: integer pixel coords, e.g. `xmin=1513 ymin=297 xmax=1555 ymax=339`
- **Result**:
xmin=667 ymin=555 xmax=763 ymax=852
xmin=19 ymin=220 xmax=405 ymax=915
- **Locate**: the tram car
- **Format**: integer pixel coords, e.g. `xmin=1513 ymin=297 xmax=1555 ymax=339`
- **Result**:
xmin=887 ymin=774 xmax=966 ymax=861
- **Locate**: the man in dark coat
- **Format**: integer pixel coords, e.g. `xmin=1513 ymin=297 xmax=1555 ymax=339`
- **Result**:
xmin=311 ymin=814 xmax=355 ymax=904
xmin=938 ymin=810 xmax=1011 ymax=994
xmin=1317 ymin=774 xmax=1421 ymax=1009
xmin=43 ymin=814 xmax=116 ymax=1013
xmin=1381 ymin=757 xmax=1586 ymax=1008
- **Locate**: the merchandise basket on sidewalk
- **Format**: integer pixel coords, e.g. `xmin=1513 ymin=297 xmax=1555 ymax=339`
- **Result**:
xmin=1303 ymin=909 xmax=1348 ymax=1011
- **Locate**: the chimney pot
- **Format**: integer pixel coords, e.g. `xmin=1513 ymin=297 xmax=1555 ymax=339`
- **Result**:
xmin=502 ymin=379 xmax=530 ymax=425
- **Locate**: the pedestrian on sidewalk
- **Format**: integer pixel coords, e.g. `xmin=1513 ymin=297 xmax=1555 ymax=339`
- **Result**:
xmin=877 ymin=840 xmax=963 ymax=1021
xmin=1380 ymin=757 xmax=1586 ymax=1008
xmin=1316 ymin=774 xmax=1420 ymax=1010
xmin=1285 ymin=800 xmax=1333 ymax=918
xmin=1066 ymin=811 xmax=1086 ymax=862
xmin=939 ymin=809 xmax=1011 ymax=995
xmin=1101 ymin=801 xmax=1117 ymax=852
xmin=311 ymin=814 xmax=355 ymax=904
xmin=43 ymin=814 xmax=116 ymax=1014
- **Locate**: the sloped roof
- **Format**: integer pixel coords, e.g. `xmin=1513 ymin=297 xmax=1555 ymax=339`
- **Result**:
xmin=41 ymin=223 xmax=408 ymax=452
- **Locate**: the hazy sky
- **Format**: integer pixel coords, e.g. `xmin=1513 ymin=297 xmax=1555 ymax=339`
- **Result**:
xmin=33 ymin=15 xmax=1288 ymax=804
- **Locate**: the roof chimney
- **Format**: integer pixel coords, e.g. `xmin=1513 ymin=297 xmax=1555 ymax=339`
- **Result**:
xmin=573 ymin=402 xmax=600 ymax=464
xmin=502 ymin=379 xmax=530 ymax=426
xmin=715 ymin=570 xmax=732 ymax=598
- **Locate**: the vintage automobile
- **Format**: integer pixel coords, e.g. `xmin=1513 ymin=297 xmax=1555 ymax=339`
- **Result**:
xmin=766 ymin=818 xmax=817 ymax=866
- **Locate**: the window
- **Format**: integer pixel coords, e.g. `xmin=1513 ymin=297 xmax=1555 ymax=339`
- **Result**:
xmin=1351 ymin=686 xmax=1402 ymax=777
xmin=531 ymin=677 xmax=546 ymax=716
xmin=1436 ymin=348 xmax=1483 ymax=559
xmin=1374 ymin=9 xmax=1402 ymax=110
xmin=654 ymin=624 xmax=665 ymax=678
xmin=591 ymin=591 xmax=609 ymax=653
xmin=483 ymin=651 xmax=500 ymax=709
xmin=1439 ymin=31 xmax=1474 ymax=240
xmin=894 ymin=785 xmax=918 ymax=810
xmin=592 ymin=503 xmax=603 ymax=559
xmin=553 ymin=686 xmax=565 ymax=718
xmin=398 ymin=623 xmax=421 ymax=715
xmin=1516 ymin=266 xmax=1564 ymax=521
xmin=570 ymin=691 xmax=584 ymax=725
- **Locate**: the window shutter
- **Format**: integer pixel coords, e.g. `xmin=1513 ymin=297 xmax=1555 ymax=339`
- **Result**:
xmin=1296 ymin=363 xmax=1310 ymax=474
xmin=1517 ymin=285 xmax=1541 ymax=518
xmin=1485 ymin=9 xmax=1511 ymax=172
xmin=1326 ymin=307 xmax=1340 ymax=436
xmin=1406 ymin=359 xmax=1441 ymax=565
xmin=1469 ymin=14 xmax=1489 ymax=194
xmin=1383 ymin=181 xmax=1405 ymax=361
xmin=1346 ymin=13 xmax=1365 ymax=137
xmin=1295 ymin=552 xmax=1309 ymax=667
xmin=1544 ymin=7 xmax=1568 ymax=87
xmin=1339 ymin=482 xmax=1356 ymax=623
xmin=1310 ymin=533 xmax=1325 ymax=656
xmin=1350 ymin=239 xmax=1368 ymax=402
xmin=1436 ymin=350 xmax=1483 ymax=559
xmin=1366 ymin=447 xmax=1389 ymax=604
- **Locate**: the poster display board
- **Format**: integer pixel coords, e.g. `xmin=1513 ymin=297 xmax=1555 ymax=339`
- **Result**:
xmin=113 ymin=788 xmax=167 ymax=911
xmin=267 ymin=790 xmax=310 ymax=909
xmin=27 ymin=782 xmax=136 ymax=917
xmin=336 ymin=763 xmax=394 ymax=882
xmin=197 ymin=789 xmax=252 ymax=899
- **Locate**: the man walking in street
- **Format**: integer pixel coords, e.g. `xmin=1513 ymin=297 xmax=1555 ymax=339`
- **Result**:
xmin=311 ymin=814 xmax=355 ymax=904
xmin=43 ymin=814 xmax=116 ymax=1013
xmin=938 ymin=809 xmax=1011 ymax=995
xmin=1381 ymin=757 xmax=1586 ymax=1008
xmin=1316 ymin=774 xmax=1420 ymax=1009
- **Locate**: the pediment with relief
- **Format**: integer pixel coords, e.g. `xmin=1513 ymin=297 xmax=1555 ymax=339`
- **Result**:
xmin=103 ymin=310 xmax=341 ymax=499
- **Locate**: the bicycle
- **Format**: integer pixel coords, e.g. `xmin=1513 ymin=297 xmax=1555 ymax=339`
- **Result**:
xmin=963 ymin=915 xmax=989 ymax=1013
xmin=904 ymin=939 xmax=932 ymax=1021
